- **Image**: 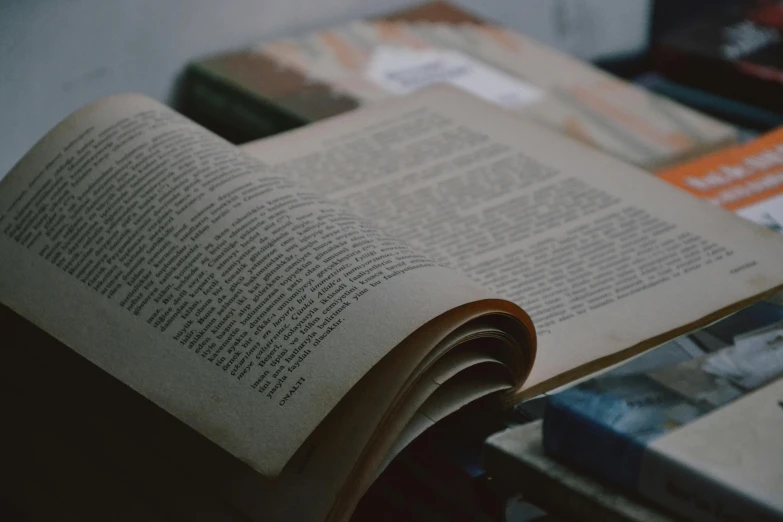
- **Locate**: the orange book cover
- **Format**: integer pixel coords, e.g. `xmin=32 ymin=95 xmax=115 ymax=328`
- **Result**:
xmin=658 ymin=128 xmax=783 ymax=231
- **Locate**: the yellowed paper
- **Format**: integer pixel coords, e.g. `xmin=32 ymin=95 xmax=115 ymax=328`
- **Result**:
xmin=242 ymin=85 xmax=783 ymax=393
xmin=0 ymin=93 xmax=507 ymax=477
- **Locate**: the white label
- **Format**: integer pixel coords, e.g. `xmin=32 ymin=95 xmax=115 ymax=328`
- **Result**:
xmin=734 ymin=192 xmax=783 ymax=234
xmin=365 ymin=46 xmax=543 ymax=108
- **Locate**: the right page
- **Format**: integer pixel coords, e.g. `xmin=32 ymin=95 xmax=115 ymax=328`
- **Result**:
xmin=242 ymin=85 xmax=783 ymax=395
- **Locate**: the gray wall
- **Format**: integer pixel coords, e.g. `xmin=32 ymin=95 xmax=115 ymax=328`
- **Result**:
xmin=0 ymin=0 xmax=649 ymax=176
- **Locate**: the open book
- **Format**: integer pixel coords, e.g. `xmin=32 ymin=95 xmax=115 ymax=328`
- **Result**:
xmin=2 ymin=86 xmax=783 ymax=522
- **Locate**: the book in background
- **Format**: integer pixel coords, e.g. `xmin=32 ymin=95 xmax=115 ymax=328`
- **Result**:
xmin=543 ymin=297 xmax=783 ymax=522
xmin=179 ymin=1 xmax=737 ymax=171
xmin=654 ymin=0 xmax=783 ymax=114
xmin=482 ymin=336 xmax=710 ymax=522
xmin=484 ymin=294 xmax=783 ymax=521
xmin=657 ymin=126 xmax=783 ymax=233
xmin=486 ymin=419 xmax=682 ymax=522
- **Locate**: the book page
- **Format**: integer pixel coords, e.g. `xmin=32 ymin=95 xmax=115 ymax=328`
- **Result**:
xmin=0 ymin=93 xmax=512 ymax=477
xmin=242 ymin=85 xmax=783 ymax=395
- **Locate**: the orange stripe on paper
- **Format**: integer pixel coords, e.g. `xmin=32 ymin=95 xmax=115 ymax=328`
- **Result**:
xmin=476 ymin=26 xmax=522 ymax=52
xmin=374 ymin=21 xmax=428 ymax=49
xmin=319 ymin=31 xmax=364 ymax=70
xmin=658 ymin=128 xmax=783 ymax=211
xmin=571 ymin=86 xmax=694 ymax=151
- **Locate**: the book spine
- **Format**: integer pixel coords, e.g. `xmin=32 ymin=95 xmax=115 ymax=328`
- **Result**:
xmin=179 ymin=63 xmax=307 ymax=143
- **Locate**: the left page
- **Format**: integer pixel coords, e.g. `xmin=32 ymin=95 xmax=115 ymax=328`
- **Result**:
xmin=0 ymin=93 xmax=511 ymax=477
